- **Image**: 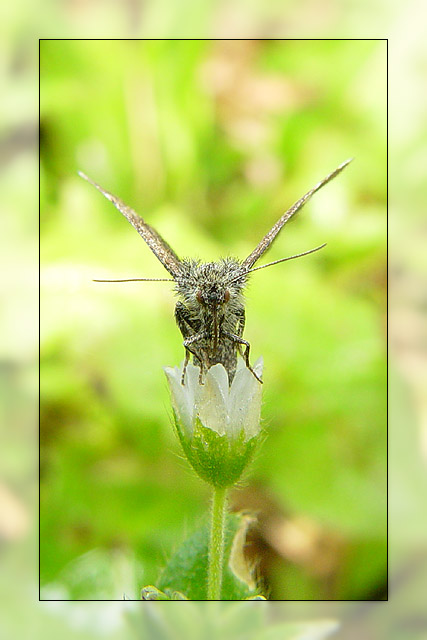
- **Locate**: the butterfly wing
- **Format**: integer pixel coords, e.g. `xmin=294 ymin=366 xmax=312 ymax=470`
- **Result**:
xmin=241 ymin=159 xmax=353 ymax=270
xmin=79 ymin=172 xmax=182 ymax=278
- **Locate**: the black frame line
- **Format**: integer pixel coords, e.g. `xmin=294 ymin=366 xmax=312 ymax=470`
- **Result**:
xmin=39 ymin=37 xmax=388 ymax=603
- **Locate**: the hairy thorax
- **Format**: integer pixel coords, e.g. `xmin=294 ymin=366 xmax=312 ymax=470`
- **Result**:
xmin=174 ymin=258 xmax=247 ymax=379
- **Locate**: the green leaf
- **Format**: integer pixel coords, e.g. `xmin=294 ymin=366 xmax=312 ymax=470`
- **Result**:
xmin=155 ymin=512 xmax=263 ymax=600
xmin=140 ymin=585 xmax=187 ymax=600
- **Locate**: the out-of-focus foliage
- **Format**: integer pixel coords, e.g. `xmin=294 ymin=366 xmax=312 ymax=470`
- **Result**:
xmin=40 ymin=39 xmax=386 ymax=600
xmin=126 ymin=603 xmax=339 ymax=639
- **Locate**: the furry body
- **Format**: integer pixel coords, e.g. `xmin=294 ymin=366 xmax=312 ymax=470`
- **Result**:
xmin=174 ymin=258 xmax=252 ymax=383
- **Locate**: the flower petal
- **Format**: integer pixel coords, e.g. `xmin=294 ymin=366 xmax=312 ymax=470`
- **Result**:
xmin=184 ymin=363 xmax=202 ymax=415
xmin=228 ymin=357 xmax=263 ymax=438
xmin=196 ymin=364 xmax=228 ymax=435
xmin=164 ymin=366 xmax=190 ymax=432
xmin=206 ymin=362 xmax=229 ymax=399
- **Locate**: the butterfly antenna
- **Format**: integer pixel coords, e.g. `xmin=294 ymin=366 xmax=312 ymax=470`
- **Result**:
xmin=93 ymin=277 xmax=174 ymax=283
xmin=228 ymin=244 xmax=327 ymax=284
xmin=246 ymin=243 xmax=327 ymax=274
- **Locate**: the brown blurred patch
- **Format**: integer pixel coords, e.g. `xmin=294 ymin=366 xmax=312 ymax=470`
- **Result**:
xmin=0 ymin=484 xmax=29 ymax=542
xmin=201 ymin=40 xmax=304 ymax=153
xmin=231 ymin=485 xmax=345 ymax=598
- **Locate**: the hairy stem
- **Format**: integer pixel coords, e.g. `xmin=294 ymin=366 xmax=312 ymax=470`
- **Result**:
xmin=207 ymin=485 xmax=228 ymax=600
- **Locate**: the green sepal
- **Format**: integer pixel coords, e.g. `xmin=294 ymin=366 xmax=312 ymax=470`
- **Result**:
xmin=155 ymin=511 xmax=265 ymax=600
xmin=173 ymin=410 xmax=262 ymax=488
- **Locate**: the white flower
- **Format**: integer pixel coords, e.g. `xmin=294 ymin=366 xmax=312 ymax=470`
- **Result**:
xmin=164 ymin=358 xmax=264 ymax=487
xmin=164 ymin=357 xmax=263 ymax=441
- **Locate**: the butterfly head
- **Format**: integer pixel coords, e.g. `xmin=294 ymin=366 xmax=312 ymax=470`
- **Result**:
xmin=176 ymin=258 xmax=247 ymax=313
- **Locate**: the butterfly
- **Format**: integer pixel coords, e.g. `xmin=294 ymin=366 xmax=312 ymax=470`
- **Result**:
xmin=79 ymin=158 xmax=352 ymax=385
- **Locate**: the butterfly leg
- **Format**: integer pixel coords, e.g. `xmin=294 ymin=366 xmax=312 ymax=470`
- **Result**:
xmin=222 ymin=330 xmax=263 ymax=384
xmin=235 ymin=308 xmax=246 ymax=358
xmin=182 ymin=349 xmax=190 ymax=385
xmin=182 ymin=334 xmax=206 ymax=384
xmin=175 ymin=302 xmax=205 ymax=384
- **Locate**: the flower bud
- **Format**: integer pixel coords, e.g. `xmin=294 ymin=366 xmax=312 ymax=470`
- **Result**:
xmin=164 ymin=358 xmax=263 ymax=487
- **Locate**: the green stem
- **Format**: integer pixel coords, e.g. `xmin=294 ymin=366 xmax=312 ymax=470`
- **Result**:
xmin=207 ymin=485 xmax=228 ymax=600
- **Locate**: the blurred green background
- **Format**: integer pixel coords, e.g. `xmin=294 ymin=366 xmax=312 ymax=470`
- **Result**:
xmin=40 ymin=39 xmax=386 ymax=601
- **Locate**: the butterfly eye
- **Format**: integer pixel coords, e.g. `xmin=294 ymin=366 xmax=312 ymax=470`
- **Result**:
xmin=224 ymin=290 xmax=230 ymax=302
xmin=196 ymin=290 xmax=203 ymax=303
